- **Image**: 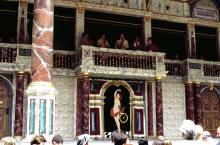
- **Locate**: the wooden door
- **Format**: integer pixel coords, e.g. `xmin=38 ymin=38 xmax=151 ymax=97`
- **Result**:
xmin=203 ymin=90 xmax=220 ymax=137
xmin=0 ymin=84 xmax=9 ymax=139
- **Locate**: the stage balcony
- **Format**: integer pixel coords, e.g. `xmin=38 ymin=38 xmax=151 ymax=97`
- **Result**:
xmin=0 ymin=43 xmax=219 ymax=82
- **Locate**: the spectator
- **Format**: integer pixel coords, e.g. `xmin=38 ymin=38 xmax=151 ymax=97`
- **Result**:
xmin=0 ymin=137 xmax=16 ymax=145
xmin=131 ymin=36 xmax=143 ymax=51
xmin=195 ymin=125 xmax=203 ymax=140
xmin=179 ymin=120 xmax=196 ymax=140
xmin=217 ymin=127 xmax=220 ymax=145
xmin=163 ymin=139 xmax=172 ymax=145
xmin=97 ymin=34 xmax=110 ymax=48
xmin=77 ymin=134 xmax=92 ymax=145
xmin=115 ymin=33 xmax=129 ymax=50
xmin=30 ymin=134 xmax=46 ymax=145
xmin=52 ymin=134 xmax=63 ymax=145
xmin=80 ymin=32 xmax=93 ymax=46
xmin=138 ymin=138 xmax=148 ymax=145
xmin=146 ymin=37 xmax=160 ymax=52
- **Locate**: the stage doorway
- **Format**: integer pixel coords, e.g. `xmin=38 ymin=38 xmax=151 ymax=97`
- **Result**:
xmin=104 ymin=85 xmax=130 ymax=133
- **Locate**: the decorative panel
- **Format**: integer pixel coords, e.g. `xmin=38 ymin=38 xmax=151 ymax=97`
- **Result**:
xmin=89 ymin=108 xmax=100 ymax=135
xmin=134 ymin=108 xmax=144 ymax=134
xmin=49 ymin=100 xmax=54 ymax=134
xmin=39 ymin=99 xmax=46 ymax=134
xmin=29 ymin=99 xmax=35 ymax=134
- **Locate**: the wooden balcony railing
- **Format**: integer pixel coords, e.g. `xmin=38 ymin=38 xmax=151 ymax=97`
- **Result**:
xmin=204 ymin=63 xmax=220 ymax=77
xmin=165 ymin=60 xmax=185 ymax=76
xmin=53 ymin=50 xmax=82 ymax=69
xmin=93 ymin=51 xmax=156 ymax=69
xmin=77 ymin=0 xmax=145 ymax=10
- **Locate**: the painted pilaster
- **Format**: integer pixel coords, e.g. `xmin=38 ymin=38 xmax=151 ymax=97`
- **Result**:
xmin=14 ymin=72 xmax=24 ymax=137
xmin=156 ymin=78 xmax=163 ymax=136
xmin=75 ymin=7 xmax=85 ymax=50
xmin=76 ymin=78 xmax=83 ymax=136
xmin=17 ymin=1 xmax=29 ymax=44
xmin=217 ymin=27 xmax=220 ymax=61
xmin=81 ymin=72 xmax=90 ymax=134
xmin=185 ymin=82 xmax=194 ymax=121
xmin=194 ymin=82 xmax=203 ymax=125
xmin=187 ymin=22 xmax=196 ymax=58
xmin=147 ymin=82 xmax=153 ymax=136
xmin=143 ymin=17 xmax=151 ymax=47
xmin=26 ymin=0 xmax=56 ymax=138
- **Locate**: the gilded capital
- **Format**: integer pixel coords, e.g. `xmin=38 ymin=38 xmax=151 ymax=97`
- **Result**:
xmin=80 ymin=72 xmax=90 ymax=78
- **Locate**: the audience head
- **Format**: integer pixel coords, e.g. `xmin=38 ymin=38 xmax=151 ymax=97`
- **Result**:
xmin=52 ymin=134 xmax=63 ymax=145
xmin=163 ymin=139 xmax=172 ymax=145
xmin=179 ymin=120 xmax=196 ymax=140
xmin=152 ymin=140 xmax=164 ymax=145
xmin=138 ymin=138 xmax=148 ymax=145
xmin=30 ymin=135 xmax=46 ymax=145
xmin=82 ymin=32 xmax=89 ymax=38
xmin=77 ymin=134 xmax=92 ymax=145
xmin=217 ymin=126 xmax=220 ymax=137
xmin=147 ymin=37 xmax=152 ymax=44
xmin=0 ymin=137 xmax=16 ymax=145
xmin=202 ymin=131 xmax=212 ymax=141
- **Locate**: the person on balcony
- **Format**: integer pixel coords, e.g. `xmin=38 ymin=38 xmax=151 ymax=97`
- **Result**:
xmin=115 ymin=33 xmax=129 ymax=50
xmin=131 ymin=36 xmax=143 ymax=51
xmin=146 ymin=37 xmax=160 ymax=52
xmin=97 ymin=34 xmax=110 ymax=48
xmin=80 ymin=32 xmax=93 ymax=46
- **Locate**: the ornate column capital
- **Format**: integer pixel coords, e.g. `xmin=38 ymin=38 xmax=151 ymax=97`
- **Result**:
xmin=80 ymin=72 xmax=90 ymax=78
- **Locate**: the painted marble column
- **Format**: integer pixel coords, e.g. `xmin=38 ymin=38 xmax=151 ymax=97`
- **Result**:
xmin=217 ymin=27 xmax=220 ymax=61
xmin=75 ymin=7 xmax=85 ymax=50
xmin=185 ymin=82 xmax=194 ymax=121
xmin=26 ymin=0 xmax=56 ymax=138
xmin=143 ymin=16 xmax=151 ymax=47
xmin=81 ymin=72 xmax=90 ymax=134
xmin=17 ymin=1 xmax=29 ymax=44
xmin=156 ymin=78 xmax=163 ymax=136
xmin=14 ymin=72 xmax=24 ymax=137
xmin=194 ymin=82 xmax=203 ymax=125
xmin=187 ymin=23 xmax=196 ymax=58
xmin=147 ymin=82 xmax=153 ymax=136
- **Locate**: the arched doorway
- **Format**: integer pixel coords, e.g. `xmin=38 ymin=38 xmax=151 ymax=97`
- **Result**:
xmin=202 ymin=89 xmax=220 ymax=137
xmin=0 ymin=80 xmax=10 ymax=138
xmin=104 ymin=85 xmax=130 ymax=133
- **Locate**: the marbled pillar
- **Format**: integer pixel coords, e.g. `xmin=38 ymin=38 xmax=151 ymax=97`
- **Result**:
xmin=26 ymin=0 xmax=55 ymax=138
xmin=75 ymin=7 xmax=85 ymax=50
xmin=185 ymin=82 xmax=194 ymax=121
xmin=147 ymin=82 xmax=153 ymax=136
xmin=31 ymin=0 xmax=53 ymax=82
xmin=143 ymin=16 xmax=151 ymax=46
xmin=194 ymin=82 xmax=203 ymax=125
xmin=81 ymin=73 xmax=90 ymax=134
xmin=17 ymin=1 xmax=29 ymax=44
xmin=156 ymin=78 xmax=163 ymax=136
xmin=187 ymin=22 xmax=196 ymax=58
xmin=14 ymin=72 xmax=24 ymax=137
xmin=217 ymin=27 xmax=220 ymax=61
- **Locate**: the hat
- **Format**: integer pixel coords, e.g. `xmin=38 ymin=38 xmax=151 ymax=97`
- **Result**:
xmin=77 ymin=134 xmax=92 ymax=145
xmin=52 ymin=135 xmax=63 ymax=144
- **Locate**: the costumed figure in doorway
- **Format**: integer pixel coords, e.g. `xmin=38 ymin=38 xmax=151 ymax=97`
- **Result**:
xmin=110 ymin=89 xmax=125 ymax=132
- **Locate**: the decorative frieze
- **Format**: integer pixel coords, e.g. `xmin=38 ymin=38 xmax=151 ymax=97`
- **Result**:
xmin=152 ymin=0 xmax=189 ymax=17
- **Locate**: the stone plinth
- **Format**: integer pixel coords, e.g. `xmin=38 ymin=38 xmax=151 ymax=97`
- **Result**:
xmin=26 ymin=82 xmax=56 ymax=139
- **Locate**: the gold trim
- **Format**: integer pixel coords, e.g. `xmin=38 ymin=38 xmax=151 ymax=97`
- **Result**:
xmin=185 ymin=81 xmax=193 ymax=84
xmin=80 ymin=72 xmax=90 ymax=77
xmin=89 ymin=102 xmax=105 ymax=106
xmin=17 ymin=71 xmax=24 ymax=75
xmin=156 ymin=76 xmax=162 ymax=80
xmin=209 ymin=83 xmax=214 ymax=90
xmin=194 ymin=82 xmax=200 ymax=85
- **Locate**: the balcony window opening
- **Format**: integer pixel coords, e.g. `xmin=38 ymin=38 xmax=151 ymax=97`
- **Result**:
xmin=152 ymin=19 xmax=187 ymax=60
xmin=0 ymin=1 xmax=18 ymax=43
xmin=54 ymin=7 xmax=75 ymax=51
xmin=84 ymin=11 xmax=142 ymax=50
xmin=195 ymin=26 xmax=217 ymax=61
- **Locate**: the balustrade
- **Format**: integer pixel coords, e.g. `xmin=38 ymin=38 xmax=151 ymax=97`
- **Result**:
xmin=204 ymin=64 xmax=220 ymax=77
xmin=93 ymin=50 xmax=156 ymax=69
xmin=165 ymin=60 xmax=184 ymax=76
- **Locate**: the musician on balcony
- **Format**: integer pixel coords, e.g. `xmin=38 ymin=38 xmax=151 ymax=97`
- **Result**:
xmin=80 ymin=32 xmax=93 ymax=46
xmin=146 ymin=37 xmax=161 ymax=52
xmin=97 ymin=34 xmax=110 ymax=48
xmin=115 ymin=33 xmax=129 ymax=50
xmin=131 ymin=36 xmax=143 ymax=51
